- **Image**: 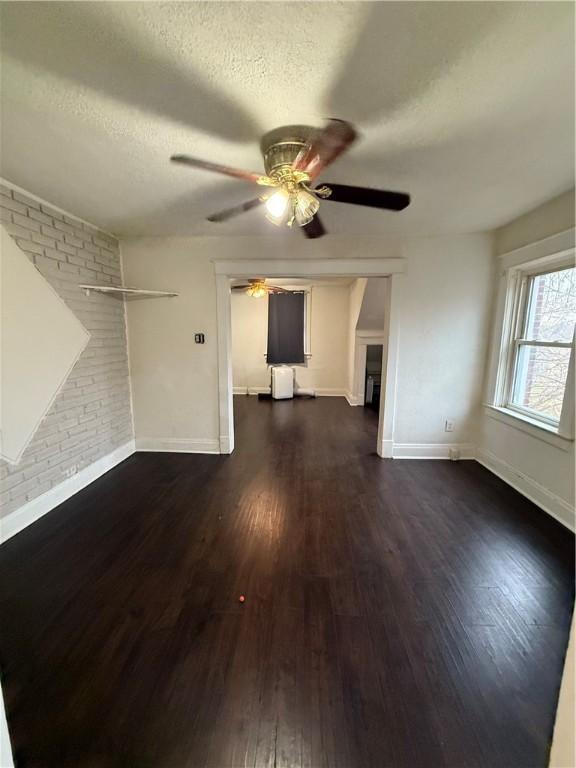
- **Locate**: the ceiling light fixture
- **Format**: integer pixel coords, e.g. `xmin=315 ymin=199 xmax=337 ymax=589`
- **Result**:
xmin=294 ymin=187 xmax=320 ymax=226
xmin=264 ymin=188 xmax=290 ymax=223
xmin=171 ymin=121 xmax=411 ymax=238
xmin=245 ymin=280 xmax=268 ymax=298
xmin=262 ymin=169 xmax=331 ymax=228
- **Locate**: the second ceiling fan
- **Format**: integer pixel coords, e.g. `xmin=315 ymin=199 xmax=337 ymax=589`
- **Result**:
xmin=171 ymin=120 xmax=410 ymax=239
xmin=232 ymin=278 xmax=290 ymax=298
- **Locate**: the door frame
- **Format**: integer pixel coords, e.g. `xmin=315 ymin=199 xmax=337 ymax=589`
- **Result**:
xmin=213 ymin=257 xmax=405 ymax=457
xmin=350 ymin=331 xmax=387 ymax=407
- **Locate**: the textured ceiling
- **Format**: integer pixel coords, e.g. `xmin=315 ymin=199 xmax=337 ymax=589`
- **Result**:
xmin=1 ymin=2 xmax=574 ymax=238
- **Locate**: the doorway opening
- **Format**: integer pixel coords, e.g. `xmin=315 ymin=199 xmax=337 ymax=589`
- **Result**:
xmin=364 ymin=344 xmax=383 ymax=413
xmin=214 ymin=257 xmax=404 ymax=457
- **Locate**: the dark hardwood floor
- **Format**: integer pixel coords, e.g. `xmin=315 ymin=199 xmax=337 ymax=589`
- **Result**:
xmin=0 ymin=396 xmax=574 ymax=767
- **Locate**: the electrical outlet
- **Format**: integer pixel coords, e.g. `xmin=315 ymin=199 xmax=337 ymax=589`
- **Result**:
xmin=444 ymin=419 xmax=455 ymax=433
xmin=64 ymin=465 xmax=78 ymax=478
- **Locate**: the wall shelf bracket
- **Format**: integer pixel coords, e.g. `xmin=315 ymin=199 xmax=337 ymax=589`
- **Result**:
xmin=79 ymin=285 xmax=178 ymax=300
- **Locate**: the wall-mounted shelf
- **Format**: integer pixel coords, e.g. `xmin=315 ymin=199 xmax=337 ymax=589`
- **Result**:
xmin=79 ymin=285 xmax=178 ymax=300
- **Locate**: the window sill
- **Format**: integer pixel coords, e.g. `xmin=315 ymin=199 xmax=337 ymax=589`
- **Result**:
xmin=484 ymin=405 xmax=573 ymax=451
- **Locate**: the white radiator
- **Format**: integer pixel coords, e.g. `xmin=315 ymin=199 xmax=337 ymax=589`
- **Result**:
xmin=271 ymin=366 xmax=294 ymax=399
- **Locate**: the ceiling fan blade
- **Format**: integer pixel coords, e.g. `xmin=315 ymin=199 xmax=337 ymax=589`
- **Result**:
xmin=267 ymin=286 xmax=291 ymax=293
xmin=292 ymin=120 xmax=357 ymax=181
xmin=207 ymin=198 xmax=263 ymax=222
xmin=302 ymin=215 xmax=326 ymax=239
xmin=323 ymin=184 xmax=410 ymax=211
xmin=171 ymin=155 xmax=267 ymax=185
xmin=231 ymin=284 xmax=253 ymax=291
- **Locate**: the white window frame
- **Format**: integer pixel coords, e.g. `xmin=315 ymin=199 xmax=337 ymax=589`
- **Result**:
xmin=492 ymin=250 xmax=575 ymax=440
xmin=303 ymin=288 xmax=312 ymax=358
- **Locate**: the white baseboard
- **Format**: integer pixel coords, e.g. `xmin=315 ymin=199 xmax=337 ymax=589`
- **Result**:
xmin=0 ymin=440 xmax=135 ymax=544
xmin=392 ymin=442 xmax=476 ymax=460
xmin=315 ymin=388 xmax=347 ymax=397
xmin=245 ymin=387 xmax=348 ymax=399
xmin=247 ymin=386 xmax=270 ymax=395
xmin=135 ymin=437 xmax=220 ymax=454
xmin=4 ymin=435 xmax=572 ymax=551
xmin=476 ymin=448 xmax=575 ymax=532
xmin=378 ymin=439 xmax=394 ymax=458
xmin=219 ymin=435 xmax=233 ymax=454
xmin=345 ymin=391 xmax=362 ymax=406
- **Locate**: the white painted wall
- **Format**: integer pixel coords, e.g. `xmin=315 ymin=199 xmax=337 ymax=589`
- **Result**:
xmin=0 ymin=181 xmax=133 ymax=529
xmin=121 ymin=237 xmax=402 ymax=452
xmin=394 ymin=234 xmax=494 ymax=448
xmin=230 ymin=291 xmax=268 ymax=393
xmin=550 ymin=615 xmax=575 ymax=768
xmin=495 ymin=189 xmax=574 ymax=255
xmin=122 ymin=234 xmax=494 ymax=458
xmin=231 ymin=284 xmax=349 ymax=395
xmin=478 ymin=415 xmax=575 ymax=518
xmin=347 ymin=278 xmax=366 ymax=397
xmin=122 ymin=238 xmax=220 ymax=452
xmin=478 ymin=191 xmax=576 ymax=529
xmin=1 ymin=226 xmax=90 ymax=464
xmin=357 ymin=277 xmax=386 ymax=330
xmin=347 ymin=277 xmax=388 ymax=406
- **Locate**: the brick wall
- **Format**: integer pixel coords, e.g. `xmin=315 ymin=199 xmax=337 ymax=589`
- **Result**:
xmin=0 ymin=182 xmax=133 ymax=519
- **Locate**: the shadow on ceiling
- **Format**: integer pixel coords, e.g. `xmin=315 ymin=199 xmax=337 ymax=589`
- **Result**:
xmin=325 ymin=2 xmax=517 ymax=124
xmin=0 ymin=2 xmax=260 ymax=142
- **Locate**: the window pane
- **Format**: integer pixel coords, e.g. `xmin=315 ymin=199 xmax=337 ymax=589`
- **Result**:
xmin=511 ymin=344 xmax=571 ymax=422
xmin=525 ymin=267 xmax=576 ymax=342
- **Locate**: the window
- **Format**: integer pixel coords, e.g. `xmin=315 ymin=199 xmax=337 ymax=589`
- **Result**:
xmin=266 ymin=292 xmax=306 ymax=364
xmin=501 ymin=260 xmax=575 ymax=432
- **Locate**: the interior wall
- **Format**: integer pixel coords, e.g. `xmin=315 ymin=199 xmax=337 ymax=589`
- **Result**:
xmin=122 ymin=234 xmax=493 ymax=456
xmin=550 ymin=615 xmax=575 ymax=768
xmin=394 ymin=234 xmax=494 ymax=449
xmin=357 ymin=277 xmax=387 ymax=330
xmin=347 ymin=278 xmax=367 ymax=397
xmin=347 ymin=277 xmax=388 ymax=406
xmin=230 ymin=290 xmax=268 ymax=393
xmin=495 ymin=189 xmax=575 ymax=255
xmin=122 ymin=238 xmax=220 ymax=452
xmin=231 ymin=284 xmax=349 ymax=395
xmin=478 ymin=190 xmax=576 ymax=527
xmin=0 ymin=181 xmax=133 ymax=522
xmin=121 ymin=237 xmax=403 ymax=451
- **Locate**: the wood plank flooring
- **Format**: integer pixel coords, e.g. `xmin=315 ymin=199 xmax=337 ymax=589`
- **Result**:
xmin=0 ymin=396 xmax=574 ymax=767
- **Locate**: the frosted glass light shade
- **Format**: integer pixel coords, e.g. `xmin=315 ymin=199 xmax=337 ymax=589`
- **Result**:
xmin=294 ymin=189 xmax=319 ymax=226
xmin=265 ymin=189 xmax=290 ymax=222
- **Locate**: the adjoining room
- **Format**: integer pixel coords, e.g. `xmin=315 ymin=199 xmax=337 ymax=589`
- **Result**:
xmin=230 ymin=275 xmax=387 ymax=435
xmin=0 ymin=2 xmax=574 ymax=767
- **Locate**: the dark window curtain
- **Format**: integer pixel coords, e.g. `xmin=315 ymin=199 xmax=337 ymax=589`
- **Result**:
xmin=267 ymin=292 xmax=305 ymax=364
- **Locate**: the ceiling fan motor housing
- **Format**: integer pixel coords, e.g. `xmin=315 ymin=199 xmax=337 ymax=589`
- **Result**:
xmin=172 ymin=119 xmax=410 ymax=236
xmin=260 ymin=125 xmax=314 ymax=177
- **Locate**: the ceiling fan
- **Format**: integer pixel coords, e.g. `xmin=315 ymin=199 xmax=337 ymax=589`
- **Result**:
xmin=170 ymin=119 xmax=410 ymax=239
xmin=231 ymin=278 xmax=290 ymax=298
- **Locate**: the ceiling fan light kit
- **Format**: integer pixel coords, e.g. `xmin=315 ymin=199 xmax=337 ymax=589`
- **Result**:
xmin=171 ymin=119 xmax=411 ymax=238
xmin=260 ymin=125 xmax=327 ymax=228
xmin=232 ymin=278 xmax=291 ymax=298
xmin=245 ymin=280 xmax=268 ymax=298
